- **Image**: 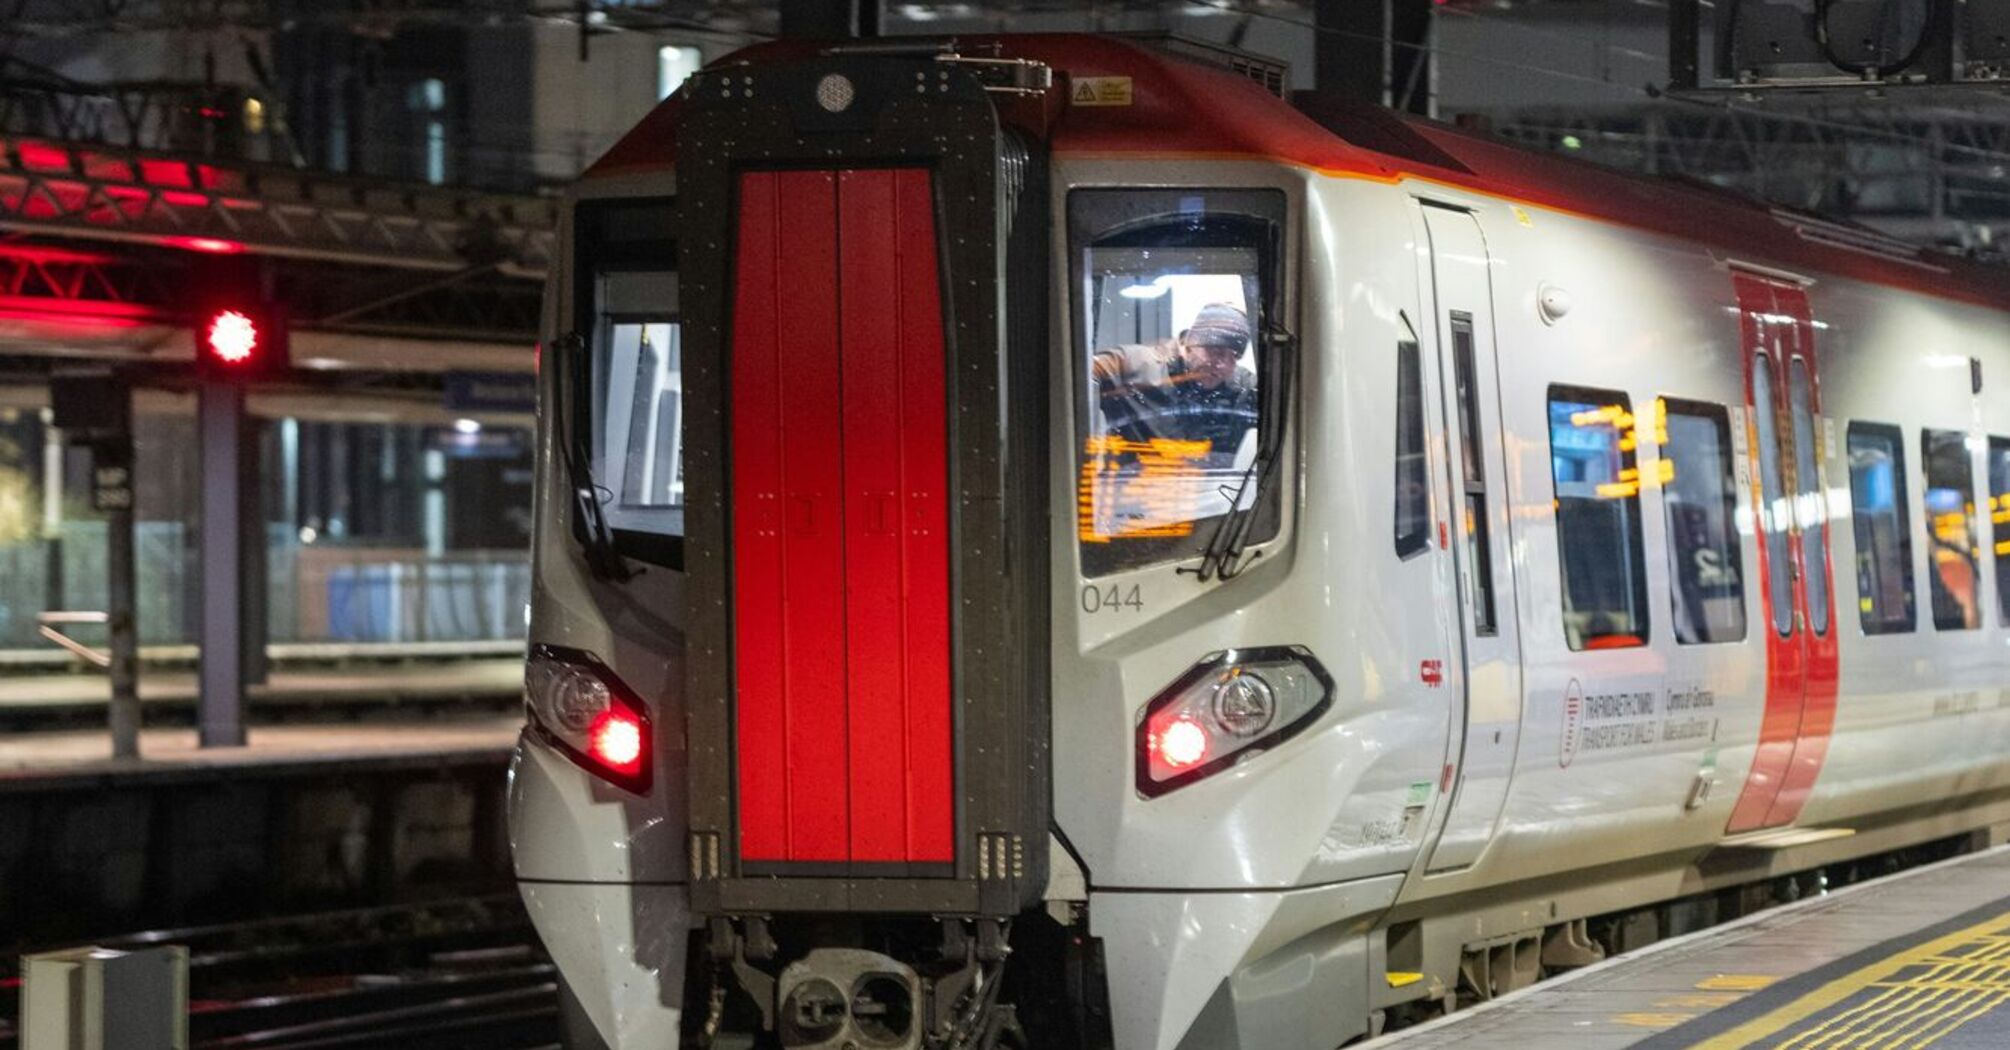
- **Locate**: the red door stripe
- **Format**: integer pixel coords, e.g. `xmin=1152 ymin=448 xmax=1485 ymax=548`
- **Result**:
xmin=1725 ymin=273 xmax=1838 ymax=833
xmin=1762 ymin=282 xmax=1840 ymax=827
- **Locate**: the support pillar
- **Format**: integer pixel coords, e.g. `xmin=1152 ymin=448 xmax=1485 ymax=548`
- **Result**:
xmin=198 ymin=380 xmax=253 ymax=747
xmin=1313 ymin=0 xmax=1435 ymax=115
xmin=779 ymin=0 xmax=877 ymax=39
xmin=101 ymin=431 xmax=140 ymax=760
xmin=41 ymin=411 xmax=64 ymax=616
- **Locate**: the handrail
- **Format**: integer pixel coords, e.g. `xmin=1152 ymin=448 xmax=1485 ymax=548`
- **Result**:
xmin=36 ymin=610 xmax=111 ymax=668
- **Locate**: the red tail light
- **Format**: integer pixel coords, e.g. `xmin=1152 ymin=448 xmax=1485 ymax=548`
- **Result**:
xmin=526 ymin=646 xmax=652 ymax=793
xmin=1154 ymin=717 xmax=1211 ymax=770
xmin=588 ymin=708 xmax=645 ymax=772
xmin=1137 ymin=647 xmax=1333 ymax=797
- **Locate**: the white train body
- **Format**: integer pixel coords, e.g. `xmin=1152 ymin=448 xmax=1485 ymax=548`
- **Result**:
xmin=509 ymin=34 xmax=2010 ymax=1050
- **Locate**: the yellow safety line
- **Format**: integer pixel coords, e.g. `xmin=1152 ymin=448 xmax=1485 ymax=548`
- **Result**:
xmin=1690 ymin=910 xmax=2010 ymax=1050
xmin=1785 ymin=960 xmax=1978 ymax=1049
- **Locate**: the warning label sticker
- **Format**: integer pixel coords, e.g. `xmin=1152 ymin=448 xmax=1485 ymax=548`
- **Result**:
xmin=1070 ymin=76 xmax=1133 ymax=107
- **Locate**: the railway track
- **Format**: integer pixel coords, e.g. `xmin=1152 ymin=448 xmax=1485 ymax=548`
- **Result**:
xmin=2 ymin=897 xmax=559 ymax=1049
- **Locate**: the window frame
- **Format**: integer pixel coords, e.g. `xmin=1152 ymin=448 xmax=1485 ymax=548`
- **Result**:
xmin=1846 ymin=420 xmax=1917 ymax=636
xmin=1450 ymin=313 xmax=1497 ymax=636
xmin=1921 ymin=426 xmax=1982 ymax=632
xmin=1991 ymin=435 xmax=2010 ymax=627
xmin=1066 ymin=187 xmax=1290 ymax=579
xmin=569 ymin=196 xmax=684 ymax=570
xmin=1394 ymin=315 xmax=1429 ymax=560
xmin=1546 ymin=382 xmax=1653 ymax=652
xmin=1657 ymin=396 xmax=1748 ymax=646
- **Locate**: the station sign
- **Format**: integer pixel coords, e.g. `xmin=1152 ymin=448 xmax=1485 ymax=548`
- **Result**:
xmin=443 ymin=371 xmax=536 ymax=414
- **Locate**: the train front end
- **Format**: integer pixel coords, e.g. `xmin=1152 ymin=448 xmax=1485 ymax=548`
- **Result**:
xmin=509 ymin=34 xmax=1430 ymax=1050
xmin=512 ymin=44 xmax=1060 ymax=1050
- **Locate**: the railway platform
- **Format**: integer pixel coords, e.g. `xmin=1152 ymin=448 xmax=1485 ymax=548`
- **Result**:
xmin=1371 ymin=843 xmax=2010 ymax=1050
xmin=0 ymin=654 xmax=523 ymax=730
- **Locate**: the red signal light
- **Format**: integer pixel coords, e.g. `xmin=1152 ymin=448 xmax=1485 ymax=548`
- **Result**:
xmin=205 ymin=309 xmax=259 ymax=365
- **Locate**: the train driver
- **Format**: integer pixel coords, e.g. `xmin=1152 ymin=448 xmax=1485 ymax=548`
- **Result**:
xmin=1089 ymin=301 xmax=1258 ymax=456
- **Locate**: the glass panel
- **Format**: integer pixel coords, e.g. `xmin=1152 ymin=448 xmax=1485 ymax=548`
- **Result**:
xmin=1848 ymin=422 xmax=1915 ymax=634
xmin=1394 ymin=334 xmax=1429 ymax=558
xmin=1923 ymin=428 xmax=1981 ymax=630
xmin=1751 ymin=355 xmax=1793 ymax=637
xmin=1787 ymin=360 xmax=1830 ymax=635
xmin=1547 ymin=386 xmax=1650 ymax=650
xmin=1660 ymin=399 xmax=1747 ymax=644
xmin=1992 ymin=437 xmax=2010 ymax=625
xmin=592 ymin=269 xmax=683 ymax=537
xmin=1452 ymin=318 xmax=1495 ymax=636
xmin=1070 ymin=189 xmax=1285 ymax=577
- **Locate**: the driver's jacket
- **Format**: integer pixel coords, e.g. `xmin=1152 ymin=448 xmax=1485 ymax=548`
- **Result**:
xmin=1090 ymin=341 xmax=1256 ymax=454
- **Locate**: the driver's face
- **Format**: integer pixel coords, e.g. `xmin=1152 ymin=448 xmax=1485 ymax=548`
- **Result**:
xmin=1185 ymin=340 xmax=1242 ymax=389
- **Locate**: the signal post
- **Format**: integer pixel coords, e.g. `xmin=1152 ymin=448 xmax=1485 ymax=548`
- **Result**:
xmin=192 ymin=258 xmax=286 ymax=748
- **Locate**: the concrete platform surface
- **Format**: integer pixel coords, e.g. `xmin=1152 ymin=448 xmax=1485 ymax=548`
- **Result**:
xmin=0 ymin=715 xmax=523 ymax=787
xmin=1370 ymin=844 xmax=2010 ymax=1050
xmin=0 ymin=656 xmax=523 ymax=710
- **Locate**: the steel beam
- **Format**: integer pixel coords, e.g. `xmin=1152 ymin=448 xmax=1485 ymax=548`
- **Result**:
xmin=1 ymin=137 xmax=556 ymax=276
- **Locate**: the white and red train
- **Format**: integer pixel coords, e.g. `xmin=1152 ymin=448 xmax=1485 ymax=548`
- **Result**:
xmin=507 ymin=33 xmax=2010 ymax=1050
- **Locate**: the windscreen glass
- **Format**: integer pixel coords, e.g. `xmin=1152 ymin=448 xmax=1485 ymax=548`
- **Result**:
xmin=591 ymin=269 xmax=683 ymax=537
xmin=1069 ymin=189 xmax=1285 ymax=578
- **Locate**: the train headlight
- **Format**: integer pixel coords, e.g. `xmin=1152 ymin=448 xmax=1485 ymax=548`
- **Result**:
xmin=525 ymin=645 xmax=653 ymax=794
xmin=1137 ymin=646 xmax=1332 ymax=797
xmin=1212 ymin=672 xmax=1277 ymax=738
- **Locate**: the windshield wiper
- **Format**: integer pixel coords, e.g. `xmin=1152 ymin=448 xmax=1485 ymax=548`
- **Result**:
xmin=1181 ymin=321 xmax=1296 ymax=583
xmin=552 ymin=331 xmax=640 ymax=583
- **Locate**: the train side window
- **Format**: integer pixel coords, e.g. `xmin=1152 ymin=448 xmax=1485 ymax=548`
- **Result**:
xmin=1847 ymin=422 xmax=1915 ymax=634
xmin=1451 ymin=315 xmax=1496 ymax=635
xmin=1547 ymin=385 xmax=1651 ymax=651
xmin=1751 ymin=354 xmax=1793 ymax=637
xmin=1658 ymin=398 xmax=1746 ymax=644
xmin=1394 ymin=320 xmax=1429 ymax=559
xmin=1991 ymin=437 xmax=2010 ymax=626
xmin=1787 ymin=360 xmax=1831 ymax=636
xmin=590 ymin=269 xmax=684 ymax=538
xmin=1923 ymin=428 xmax=1982 ymax=631
xmin=1069 ymin=188 xmax=1287 ymax=578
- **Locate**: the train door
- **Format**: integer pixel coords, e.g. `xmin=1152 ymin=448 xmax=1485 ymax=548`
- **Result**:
xmin=1419 ymin=204 xmax=1526 ymax=872
xmin=1726 ymin=273 xmax=1840 ymax=833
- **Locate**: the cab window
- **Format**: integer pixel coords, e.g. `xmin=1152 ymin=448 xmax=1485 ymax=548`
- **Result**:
xmin=590 ymin=271 xmax=682 ymax=538
xmin=571 ymin=197 xmax=682 ymax=565
xmin=1069 ymin=189 xmax=1286 ymax=578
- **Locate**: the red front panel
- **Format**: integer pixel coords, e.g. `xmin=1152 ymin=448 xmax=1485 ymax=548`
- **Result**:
xmin=732 ymin=170 xmax=849 ymax=862
xmin=732 ymin=167 xmax=953 ymax=867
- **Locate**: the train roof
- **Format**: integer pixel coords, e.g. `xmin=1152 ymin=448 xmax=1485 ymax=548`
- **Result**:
xmin=586 ymin=33 xmax=2010 ymax=313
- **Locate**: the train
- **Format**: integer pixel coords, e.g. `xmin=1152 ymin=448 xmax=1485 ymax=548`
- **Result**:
xmin=505 ymin=32 xmax=2010 ymax=1050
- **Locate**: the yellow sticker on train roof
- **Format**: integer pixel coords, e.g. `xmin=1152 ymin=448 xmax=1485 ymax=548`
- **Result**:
xmin=1071 ymin=76 xmax=1133 ymax=107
